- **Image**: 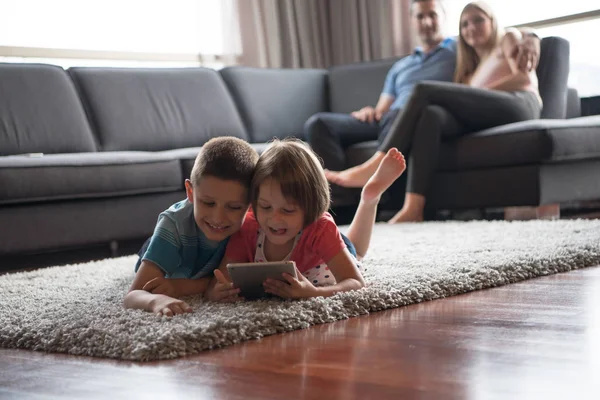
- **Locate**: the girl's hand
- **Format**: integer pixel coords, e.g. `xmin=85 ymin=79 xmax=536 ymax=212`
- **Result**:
xmin=263 ymin=268 xmax=319 ymax=299
xmin=205 ymin=270 xmax=244 ymax=303
xmin=143 ymin=276 xmax=178 ymax=298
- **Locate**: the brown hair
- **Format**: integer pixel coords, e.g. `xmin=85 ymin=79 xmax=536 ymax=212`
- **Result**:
xmin=454 ymin=1 xmax=502 ymax=84
xmin=251 ymin=138 xmax=330 ymax=226
xmin=190 ymin=136 xmax=258 ymax=193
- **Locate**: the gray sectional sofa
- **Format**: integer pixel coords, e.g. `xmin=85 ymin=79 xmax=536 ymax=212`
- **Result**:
xmin=1 ymin=36 xmax=600 ymax=261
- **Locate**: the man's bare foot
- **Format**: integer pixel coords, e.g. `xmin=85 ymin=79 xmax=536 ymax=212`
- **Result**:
xmin=325 ymin=152 xmax=386 ymax=188
xmin=387 ymin=208 xmax=424 ymax=223
xmin=361 ymin=148 xmax=406 ymax=205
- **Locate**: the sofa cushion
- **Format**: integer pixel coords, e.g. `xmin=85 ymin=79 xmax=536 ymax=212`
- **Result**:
xmin=438 ymin=116 xmax=600 ymax=171
xmin=69 ymin=68 xmax=248 ymax=151
xmin=328 ymin=57 xmax=400 ymax=114
xmin=0 ymin=152 xmax=183 ymax=205
xmin=0 ymin=63 xmax=97 ymax=156
xmin=219 ymin=67 xmax=328 ymax=142
xmin=346 ymin=116 xmax=600 ymax=171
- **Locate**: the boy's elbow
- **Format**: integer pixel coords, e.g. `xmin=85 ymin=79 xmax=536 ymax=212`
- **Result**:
xmin=356 ymin=275 xmax=366 ymax=288
xmin=123 ymin=289 xmax=144 ymax=310
xmin=123 ymin=290 xmax=139 ymax=309
xmin=123 ymin=292 xmax=133 ymax=309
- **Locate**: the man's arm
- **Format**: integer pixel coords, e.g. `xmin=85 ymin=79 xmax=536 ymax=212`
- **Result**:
xmin=352 ymin=61 xmax=400 ymax=123
xmin=375 ymin=95 xmax=395 ymax=116
xmin=352 ymin=95 xmax=395 ymax=123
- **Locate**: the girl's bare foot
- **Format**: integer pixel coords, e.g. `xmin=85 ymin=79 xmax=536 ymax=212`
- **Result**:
xmin=361 ymin=148 xmax=406 ymax=205
xmin=324 ymin=152 xmax=386 ymax=188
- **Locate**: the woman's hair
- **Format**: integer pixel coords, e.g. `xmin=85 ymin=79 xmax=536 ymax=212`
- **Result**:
xmin=250 ymin=138 xmax=330 ymax=226
xmin=453 ymin=1 xmax=503 ymax=84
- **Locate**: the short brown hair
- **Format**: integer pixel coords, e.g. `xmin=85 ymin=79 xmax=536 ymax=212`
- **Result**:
xmin=411 ymin=0 xmax=445 ymax=14
xmin=251 ymin=138 xmax=329 ymax=226
xmin=190 ymin=136 xmax=258 ymax=191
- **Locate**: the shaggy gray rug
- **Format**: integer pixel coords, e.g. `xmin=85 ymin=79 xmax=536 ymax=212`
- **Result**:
xmin=1 ymin=219 xmax=600 ymax=362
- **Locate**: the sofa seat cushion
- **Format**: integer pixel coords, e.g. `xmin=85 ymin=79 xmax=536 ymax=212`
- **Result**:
xmin=345 ymin=116 xmax=600 ymax=172
xmin=438 ymin=116 xmax=600 ymax=171
xmin=0 ymin=152 xmax=183 ymax=205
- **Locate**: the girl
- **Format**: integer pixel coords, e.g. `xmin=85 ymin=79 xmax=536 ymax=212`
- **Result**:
xmin=206 ymin=138 xmax=405 ymax=301
xmin=325 ymin=1 xmax=542 ymax=223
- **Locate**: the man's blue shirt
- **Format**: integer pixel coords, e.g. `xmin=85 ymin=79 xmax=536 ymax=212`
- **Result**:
xmin=382 ymin=37 xmax=457 ymax=110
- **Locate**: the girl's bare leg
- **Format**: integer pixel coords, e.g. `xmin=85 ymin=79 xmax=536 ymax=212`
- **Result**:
xmin=345 ymin=148 xmax=406 ymax=258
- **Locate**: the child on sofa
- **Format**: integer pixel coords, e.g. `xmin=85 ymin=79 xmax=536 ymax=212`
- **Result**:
xmin=123 ymin=136 xmax=259 ymax=316
xmin=205 ymin=138 xmax=405 ymax=301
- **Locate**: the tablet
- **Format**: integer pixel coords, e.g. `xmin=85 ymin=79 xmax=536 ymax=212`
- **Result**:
xmin=226 ymin=261 xmax=297 ymax=300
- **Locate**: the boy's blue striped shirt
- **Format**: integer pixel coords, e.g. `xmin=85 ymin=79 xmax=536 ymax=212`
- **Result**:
xmin=137 ymin=200 xmax=228 ymax=279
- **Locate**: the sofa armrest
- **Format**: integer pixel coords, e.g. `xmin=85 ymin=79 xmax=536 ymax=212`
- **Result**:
xmin=566 ymin=88 xmax=581 ymax=119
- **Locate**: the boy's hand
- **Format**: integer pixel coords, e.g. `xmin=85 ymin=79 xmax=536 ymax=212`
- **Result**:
xmin=150 ymin=294 xmax=192 ymax=317
xmin=143 ymin=276 xmax=178 ymax=298
xmin=263 ymin=268 xmax=318 ymax=299
xmin=205 ymin=270 xmax=244 ymax=303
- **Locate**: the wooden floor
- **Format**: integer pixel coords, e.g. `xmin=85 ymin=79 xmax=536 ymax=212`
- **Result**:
xmin=1 ymin=266 xmax=599 ymax=399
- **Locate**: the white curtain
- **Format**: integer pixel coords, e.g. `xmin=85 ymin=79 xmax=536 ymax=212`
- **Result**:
xmin=236 ymin=0 xmax=415 ymax=69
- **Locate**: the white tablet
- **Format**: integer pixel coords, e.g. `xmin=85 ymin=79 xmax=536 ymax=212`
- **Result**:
xmin=226 ymin=261 xmax=297 ymax=300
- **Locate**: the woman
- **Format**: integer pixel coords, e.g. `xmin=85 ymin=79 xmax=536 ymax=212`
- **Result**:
xmin=325 ymin=1 xmax=542 ymax=223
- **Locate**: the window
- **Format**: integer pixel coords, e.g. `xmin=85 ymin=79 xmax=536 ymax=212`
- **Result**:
xmin=443 ymin=1 xmax=599 ymax=32
xmin=442 ymin=1 xmax=600 ymax=96
xmin=535 ymin=18 xmax=600 ymax=97
xmin=0 ymin=0 xmax=237 ymax=69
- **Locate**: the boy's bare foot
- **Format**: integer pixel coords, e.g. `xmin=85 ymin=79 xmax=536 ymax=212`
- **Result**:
xmin=387 ymin=208 xmax=424 ymax=223
xmin=325 ymin=152 xmax=386 ymax=188
xmin=361 ymin=148 xmax=406 ymax=205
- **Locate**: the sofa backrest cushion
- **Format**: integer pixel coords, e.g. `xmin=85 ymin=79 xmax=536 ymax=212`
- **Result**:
xmin=328 ymin=57 xmax=400 ymax=114
xmin=219 ymin=67 xmax=328 ymax=143
xmin=0 ymin=63 xmax=97 ymax=156
xmin=69 ymin=67 xmax=248 ymax=151
xmin=537 ymin=36 xmax=570 ymax=119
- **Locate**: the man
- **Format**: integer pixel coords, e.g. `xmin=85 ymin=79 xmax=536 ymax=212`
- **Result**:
xmin=304 ymin=0 xmax=540 ymax=179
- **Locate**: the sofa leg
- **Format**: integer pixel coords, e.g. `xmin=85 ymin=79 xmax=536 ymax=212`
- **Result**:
xmin=504 ymin=204 xmax=560 ymax=221
xmin=109 ymin=240 xmax=119 ymax=257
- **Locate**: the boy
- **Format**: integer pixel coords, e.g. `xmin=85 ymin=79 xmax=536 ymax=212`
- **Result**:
xmin=123 ymin=136 xmax=259 ymax=316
